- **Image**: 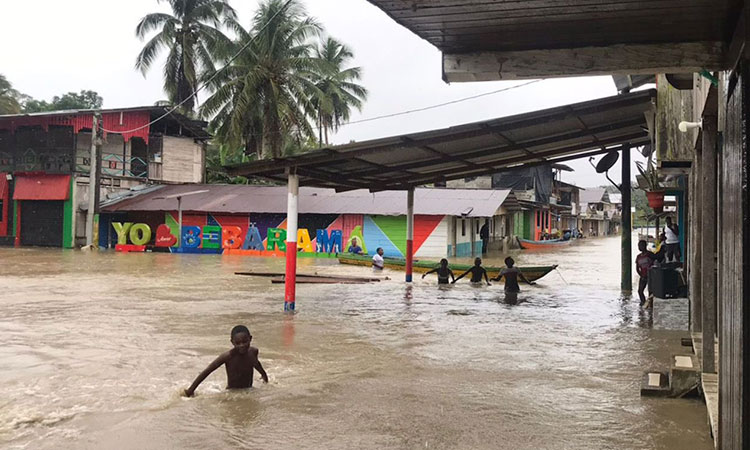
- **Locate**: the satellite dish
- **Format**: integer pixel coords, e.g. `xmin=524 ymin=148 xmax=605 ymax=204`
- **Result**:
xmin=595 ymin=151 xmax=619 ymax=174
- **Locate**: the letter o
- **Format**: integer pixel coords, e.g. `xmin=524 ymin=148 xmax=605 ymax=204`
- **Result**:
xmin=129 ymin=224 xmax=152 ymax=246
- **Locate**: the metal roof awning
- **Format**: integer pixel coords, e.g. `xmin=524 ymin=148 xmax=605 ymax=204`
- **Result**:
xmin=366 ymin=0 xmax=740 ymax=81
xmin=228 ymin=90 xmax=655 ymax=192
xmin=13 ymin=174 xmax=71 ymax=201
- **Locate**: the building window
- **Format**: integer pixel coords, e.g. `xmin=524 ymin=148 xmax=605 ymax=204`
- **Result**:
xmin=476 ymin=221 xmax=479 ymax=234
xmin=0 ymin=200 xmax=3 ymax=221
xmin=461 ymin=219 xmax=466 ymax=236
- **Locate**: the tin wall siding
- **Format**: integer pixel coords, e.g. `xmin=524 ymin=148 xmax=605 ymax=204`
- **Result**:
xmin=719 ymin=63 xmax=749 ymax=450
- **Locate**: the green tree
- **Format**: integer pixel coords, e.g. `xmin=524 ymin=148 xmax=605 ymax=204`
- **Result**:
xmin=135 ymin=0 xmax=237 ymax=113
xmin=0 ymin=74 xmax=22 ymax=114
xmin=23 ymin=90 xmax=103 ymax=112
xmin=201 ymin=0 xmax=324 ymax=159
xmin=311 ymin=37 xmax=367 ymax=145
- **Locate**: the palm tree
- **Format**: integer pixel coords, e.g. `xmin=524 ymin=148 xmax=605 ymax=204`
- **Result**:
xmin=201 ymin=0 xmax=323 ymax=159
xmin=135 ymin=0 xmax=237 ymax=113
xmin=311 ymin=38 xmax=367 ymax=145
xmin=0 ymin=74 xmax=22 ymax=114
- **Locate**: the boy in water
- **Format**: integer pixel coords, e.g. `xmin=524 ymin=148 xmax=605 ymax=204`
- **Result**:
xmin=184 ymin=325 xmax=268 ymax=397
xmin=452 ymin=257 xmax=491 ymax=285
xmin=422 ymin=258 xmax=455 ymax=284
xmin=635 ymin=240 xmax=657 ymax=308
xmin=492 ymin=257 xmax=535 ymax=292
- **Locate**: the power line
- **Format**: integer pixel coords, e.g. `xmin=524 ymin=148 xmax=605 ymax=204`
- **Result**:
xmin=101 ymin=0 xmax=294 ymax=135
xmin=339 ymin=79 xmax=543 ymax=127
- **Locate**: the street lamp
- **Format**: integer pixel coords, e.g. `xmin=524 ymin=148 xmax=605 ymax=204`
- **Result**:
xmin=152 ymin=190 xmax=208 ymax=247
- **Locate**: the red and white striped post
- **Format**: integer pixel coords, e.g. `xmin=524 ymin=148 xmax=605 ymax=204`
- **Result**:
xmin=405 ymin=188 xmax=415 ymax=282
xmin=284 ymin=173 xmax=299 ymax=312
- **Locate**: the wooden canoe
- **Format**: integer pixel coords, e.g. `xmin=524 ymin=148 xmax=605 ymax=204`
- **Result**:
xmin=517 ymin=237 xmax=572 ymax=250
xmin=337 ymin=254 xmax=557 ymax=282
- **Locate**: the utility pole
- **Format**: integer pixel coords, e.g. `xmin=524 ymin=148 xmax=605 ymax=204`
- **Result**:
xmin=621 ymin=144 xmax=632 ymax=292
xmin=85 ymin=113 xmax=101 ymax=247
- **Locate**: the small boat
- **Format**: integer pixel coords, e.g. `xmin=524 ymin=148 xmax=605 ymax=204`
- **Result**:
xmin=337 ymin=254 xmax=557 ymax=282
xmin=517 ymin=237 xmax=572 ymax=250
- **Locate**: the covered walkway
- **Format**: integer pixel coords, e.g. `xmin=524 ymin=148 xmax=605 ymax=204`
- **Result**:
xmin=227 ymin=90 xmax=654 ymax=312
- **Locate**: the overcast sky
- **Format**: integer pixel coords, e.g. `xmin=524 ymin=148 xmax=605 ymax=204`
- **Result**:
xmin=0 ymin=0 xmax=646 ymax=187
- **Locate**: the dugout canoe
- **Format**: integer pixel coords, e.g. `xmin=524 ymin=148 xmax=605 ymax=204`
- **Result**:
xmin=517 ymin=237 xmax=572 ymax=250
xmin=337 ymin=254 xmax=557 ymax=282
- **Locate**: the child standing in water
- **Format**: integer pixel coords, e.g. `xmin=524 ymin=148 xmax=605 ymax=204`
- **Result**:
xmin=492 ymin=257 xmax=535 ymax=292
xmin=422 ymin=258 xmax=455 ymax=284
xmin=184 ymin=325 xmax=268 ymax=397
xmin=452 ymin=257 xmax=491 ymax=285
xmin=635 ymin=240 xmax=657 ymax=308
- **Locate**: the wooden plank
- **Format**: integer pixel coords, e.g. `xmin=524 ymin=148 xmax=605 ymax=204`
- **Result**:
xmin=269 ymin=277 xmax=373 ymax=284
xmin=443 ymin=42 xmax=726 ymax=82
xmin=701 ymin=114 xmax=718 ymax=374
xmin=235 ymin=272 xmax=384 ymax=282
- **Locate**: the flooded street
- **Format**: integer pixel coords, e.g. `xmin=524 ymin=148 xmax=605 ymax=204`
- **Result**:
xmin=0 ymin=236 xmax=711 ymax=450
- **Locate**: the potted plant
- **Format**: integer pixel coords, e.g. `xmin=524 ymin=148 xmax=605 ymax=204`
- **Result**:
xmin=635 ymin=158 xmax=664 ymax=213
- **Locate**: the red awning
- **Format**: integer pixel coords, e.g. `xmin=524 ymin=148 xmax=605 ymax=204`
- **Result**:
xmin=13 ymin=174 xmax=71 ymax=201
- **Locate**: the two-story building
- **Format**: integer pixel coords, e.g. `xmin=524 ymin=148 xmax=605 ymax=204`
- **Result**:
xmin=0 ymin=106 xmax=207 ymax=247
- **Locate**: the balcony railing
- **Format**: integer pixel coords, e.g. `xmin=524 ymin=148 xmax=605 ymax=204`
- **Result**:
xmin=76 ymin=154 xmax=149 ymax=179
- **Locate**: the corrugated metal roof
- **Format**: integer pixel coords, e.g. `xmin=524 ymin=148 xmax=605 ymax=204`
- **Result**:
xmin=365 ymin=1 xmax=739 ymax=55
xmin=580 ymin=188 xmax=608 ymax=204
xmin=102 ymin=184 xmax=516 ymax=218
xmin=227 ymin=90 xmax=655 ymax=192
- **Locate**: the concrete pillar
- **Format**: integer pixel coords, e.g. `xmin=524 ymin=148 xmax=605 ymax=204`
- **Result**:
xmin=284 ymin=173 xmax=299 ymax=312
xmin=405 ymin=188 xmax=414 ymax=282
xmin=701 ymin=115 xmax=717 ymax=373
xmin=621 ymin=144 xmax=632 ymax=292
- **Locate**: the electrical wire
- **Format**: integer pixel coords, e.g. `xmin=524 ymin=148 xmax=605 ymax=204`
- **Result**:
xmin=101 ymin=0 xmax=294 ymax=135
xmin=339 ymin=79 xmax=543 ymax=127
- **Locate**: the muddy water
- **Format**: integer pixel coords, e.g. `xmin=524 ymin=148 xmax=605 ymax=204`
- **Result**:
xmin=0 ymin=237 xmax=711 ymax=450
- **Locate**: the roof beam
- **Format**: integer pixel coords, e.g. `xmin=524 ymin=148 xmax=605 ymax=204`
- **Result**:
xmin=443 ymin=41 xmax=726 ymax=82
xmin=343 ymin=117 xmax=646 ymax=178
xmin=379 ymin=133 xmax=647 ymax=189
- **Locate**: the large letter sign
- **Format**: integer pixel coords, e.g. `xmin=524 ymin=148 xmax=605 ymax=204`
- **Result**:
xmin=242 ymin=225 xmax=264 ymax=250
xmin=222 ymin=226 xmax=243 ymax=249
xmin=266 ymin=228 xmax=287 ymax=252
xmin=129 ymin=224 xmax=152 ymax=245
xmin=155 ymin=224 xmax=177 ymax=247
xmin=182 ymin=226 xmax=201 ymax=249
xmin=297 ymin=228 xmax=313 ymax=253
xmin=112 ymin=222 xmax=133 ymax=245
xmin=202 ymin=226 xmax=221 ymax=249
xmin=316 ymin=229 xmax=343 ymax=253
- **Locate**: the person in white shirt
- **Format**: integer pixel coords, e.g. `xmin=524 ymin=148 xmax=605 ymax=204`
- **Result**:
xmin=664 ymin=216 xmax=681 ymax=262
xmin=372 ymin=247 xmax=384 ymax=270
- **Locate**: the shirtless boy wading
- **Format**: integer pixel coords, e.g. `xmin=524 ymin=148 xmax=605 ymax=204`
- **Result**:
xmin=184 ymin=325 xmax=268 ymax=397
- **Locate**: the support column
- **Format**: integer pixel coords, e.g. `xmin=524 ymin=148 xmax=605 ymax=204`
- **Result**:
xmin=701 ymin=114 xmax=718 ymax=373
xmin=405 ymin=188 xmax=414 ymax=282
xmin=621 ymin=144 xmax=632 ymax=292
xmin=177 ymin=196 xmax=183 ymax=248
xmin=691 ymin=147 xmax=703 ymax=332
xmin=285 ymin=173 xmax=299 ymax=311
xmin=85 ymin=113 xmax=100 ymax=246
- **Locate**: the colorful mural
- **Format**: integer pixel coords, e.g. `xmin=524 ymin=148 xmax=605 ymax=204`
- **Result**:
xmin=107 ymin=212 xmax=449 ymax=258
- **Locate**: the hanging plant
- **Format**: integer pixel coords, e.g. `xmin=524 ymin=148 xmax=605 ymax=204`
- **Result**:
xmin=635 ymin=158 xmax=664 ymax=212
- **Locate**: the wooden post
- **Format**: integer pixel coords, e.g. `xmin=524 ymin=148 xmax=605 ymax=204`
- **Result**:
xmin=702 ymin=115 xmax=717 ymax=373
xmin=621 ymin=144 xmax=632 ymax=292
xmin=85 ymin=113 xmax=100 ymax=246
xmin=405 ymin=188 xmax=414 ymax=282
xmin=284 ymin=172 xmax=299 ymax=312
xmin=691 ymin=146 xmax=703 ymax=332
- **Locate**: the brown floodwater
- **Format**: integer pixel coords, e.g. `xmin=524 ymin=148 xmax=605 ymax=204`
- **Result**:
xmin=0 ymin=236 xmax=712 ymax=449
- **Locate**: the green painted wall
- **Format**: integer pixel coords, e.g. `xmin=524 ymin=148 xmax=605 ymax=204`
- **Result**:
xmin=522 ymin=211 xmax=533 ymax=240
xmin=62 ymin=178 xmax=74 ymax=248
xmin=512 ymin=212 xmax=524 ymax=238
xmin=371 ymin=215 xmax=407 ymax=255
